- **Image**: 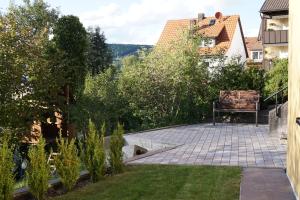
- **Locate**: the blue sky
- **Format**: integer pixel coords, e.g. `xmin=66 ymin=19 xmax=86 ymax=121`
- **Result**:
xmin=0 ymin=0 xmax=264 ymax=44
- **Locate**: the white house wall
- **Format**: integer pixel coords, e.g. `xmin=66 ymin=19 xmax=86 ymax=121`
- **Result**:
xmin=225 ymin=21 xmax=247 ymax=64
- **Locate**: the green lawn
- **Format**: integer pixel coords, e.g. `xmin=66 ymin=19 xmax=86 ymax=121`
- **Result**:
xmin=52 ymin=165 xmax=241 ymax=200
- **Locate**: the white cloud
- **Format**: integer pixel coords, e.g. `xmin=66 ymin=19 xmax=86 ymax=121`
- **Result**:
xmin=80 ymin=0 xmax=237 ymax=44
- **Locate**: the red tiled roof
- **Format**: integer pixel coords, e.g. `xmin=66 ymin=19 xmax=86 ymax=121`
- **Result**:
xmin=157 ymin=15 xmax=242 ymax=56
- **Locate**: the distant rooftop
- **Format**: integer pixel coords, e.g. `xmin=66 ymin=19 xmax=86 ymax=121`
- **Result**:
xmin=260 ymin=0 xmax=289 ymax=13
xmin=245 ymin=37 xmax=263 ymax=54
xmin=157 ymin=14 xmax=245 ymax=56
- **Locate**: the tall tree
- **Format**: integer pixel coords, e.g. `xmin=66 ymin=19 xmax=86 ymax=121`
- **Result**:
xmin=87 ymin=27 xmax=113 ymax=75
xmin=50 ymin=15 xmax=88 ymax=125
xmin=0 ymin=0 xmax=59 ymax=131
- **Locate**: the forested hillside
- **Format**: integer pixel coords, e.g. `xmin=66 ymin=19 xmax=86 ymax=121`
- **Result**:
xmin=109 ymin=44 xmax=152 ymax=59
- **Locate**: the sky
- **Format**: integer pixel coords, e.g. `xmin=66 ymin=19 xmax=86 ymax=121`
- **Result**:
xmin=0 ymin=0 xmax=265 ymax=45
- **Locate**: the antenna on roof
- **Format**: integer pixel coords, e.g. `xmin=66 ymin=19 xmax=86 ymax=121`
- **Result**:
xmin=215 ymin=12 xmax=223 ymax=20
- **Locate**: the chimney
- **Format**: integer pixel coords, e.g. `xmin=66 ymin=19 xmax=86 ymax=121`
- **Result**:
xmin=198 ymin=13 xmax=205 ymax=21
xmin=215 ymin=12 xmax=223 ymax=22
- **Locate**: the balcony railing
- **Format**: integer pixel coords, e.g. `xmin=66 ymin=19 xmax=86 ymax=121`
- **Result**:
xmin=263 ymin=30 xmax=288 ymax=44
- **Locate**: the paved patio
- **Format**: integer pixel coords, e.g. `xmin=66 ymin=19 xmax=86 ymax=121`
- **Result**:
xmin=125 ymin=123 xmax=287 ymax=168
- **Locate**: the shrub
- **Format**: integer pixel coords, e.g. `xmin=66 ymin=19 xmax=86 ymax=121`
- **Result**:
xmin=109 ymin=123 xmax=124 ymax=174
xmin=244 ymin=67 xmax=266 ymax=93
xmin=210 ymin=59 xmax=266 ymax=100
xmin=27 ymin=137 xmax=50 ymax=200
xmin=76 ymin=68 xmax=123 ymax=133
xmin=264 ymin=59 xmax=288 ymax=96
xmin=82 ymin=120 xmax=106 ymax=182
xmin=212 ymin=60 xmax=248 ymax=91
xmin=54 ymin=134 xmax=80 ymax=191
xmin=0 ymin=133 xmax=15 ymax=200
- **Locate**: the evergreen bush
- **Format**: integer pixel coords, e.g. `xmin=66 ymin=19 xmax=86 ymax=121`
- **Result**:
xmin=27 ymin=137 xmax=50 ymax=200
xmin=82 ymin=120 xmax=106 ymax=182
xmin=54 ymin=135 xmax=80 ymax=191
xmin=0 ymin=133 xmax=15 ymax=200
xmin=109 ymin=123 xmax=124 ymax=174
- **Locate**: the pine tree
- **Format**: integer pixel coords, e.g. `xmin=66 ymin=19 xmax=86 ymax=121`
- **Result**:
xmin=87 ymin=27 xmax=113 ymax=75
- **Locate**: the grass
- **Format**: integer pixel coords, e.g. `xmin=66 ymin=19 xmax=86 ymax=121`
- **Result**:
xmin=51 ymin=165 xmax=241 ymax=200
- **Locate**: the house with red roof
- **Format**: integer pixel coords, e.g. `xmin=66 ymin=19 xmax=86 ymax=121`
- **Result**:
xmin=157 ymin=12 xmax=248 ymax=67
xmin=245 ymin=37 xmax=263 ymax=68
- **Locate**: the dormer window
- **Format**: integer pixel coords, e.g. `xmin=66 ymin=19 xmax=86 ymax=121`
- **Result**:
xmin=209 ymin=19 xmax=216 ymax=26
xmin=200 ymin=38 xmax=216 ymax=48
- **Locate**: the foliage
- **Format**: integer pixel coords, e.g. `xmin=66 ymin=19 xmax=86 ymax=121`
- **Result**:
xmin=211 ymin=59 xmax=248 ymax=91
xmin=0 ymin=133 xmax=15 ymax=200
xmin=211 ymin=59 xmax=266 ymax=96
xmin=87 ymin=27 xmax=113 ymax=75
xmin=118 ymin=31 xmax=211 ymax=129
xmin=109 ymin=123 xmax=124 ymax=174
xmin=54 ymin=134 xmax=80 ymax=191
xmin=75 ymin=68 xmax=124 ymax=132
xmin=27 ymin=137 xmax=50 ymax=200
xmin=81 ymin=120 xmax=106 ymax=182
xmin=244 ymin=67 xmax=266 ymax=93
xmin=0 ymin=0 xmax=59 ymax=131
xmin=264 ymin=59 xmax=288 ymax=96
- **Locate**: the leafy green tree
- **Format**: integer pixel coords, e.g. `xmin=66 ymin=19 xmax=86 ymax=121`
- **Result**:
xmin=118 ymin=31 xmax=211 ymax=129
xmin=0 ymin=0 xmax=59 ymax=131
xmin=87 ymin=27 xmax=113 ymax=75
xmin=50 ymin=15 xmax=88 ymax=124
xmin=76 ymin=67 xmax=124 ymax=132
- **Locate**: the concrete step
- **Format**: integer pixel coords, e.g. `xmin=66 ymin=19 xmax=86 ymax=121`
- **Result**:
xmin=240 ymin=168 xmax=296 ymax=200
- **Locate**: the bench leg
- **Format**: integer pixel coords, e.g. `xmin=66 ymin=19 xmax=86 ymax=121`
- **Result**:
xmin=256 ymin=111 xmax=258 ymax=127
xmin=213 ymin=102 xmax=216 ymax=126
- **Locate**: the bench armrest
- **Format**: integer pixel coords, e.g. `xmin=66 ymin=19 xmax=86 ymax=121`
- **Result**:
xmin=213 ymin=101 xmax=220 ymax=110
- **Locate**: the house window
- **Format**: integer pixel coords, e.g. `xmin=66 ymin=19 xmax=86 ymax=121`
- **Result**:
xmin=251 ymin=51 xmax=263 ymax=62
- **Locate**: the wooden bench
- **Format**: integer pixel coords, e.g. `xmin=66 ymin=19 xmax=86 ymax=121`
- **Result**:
xmin=213 ymin=90 xmax=260 ymax=126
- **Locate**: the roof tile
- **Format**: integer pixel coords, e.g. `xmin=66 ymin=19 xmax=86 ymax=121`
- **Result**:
xmin=260 ymin=0 xmax=289 ymax=13
xmin=245 ymin=37 xmax=263 ymax=54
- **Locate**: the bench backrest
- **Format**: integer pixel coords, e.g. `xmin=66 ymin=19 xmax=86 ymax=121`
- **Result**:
xmin=219 ymin=90 xmax=260 ymax=110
